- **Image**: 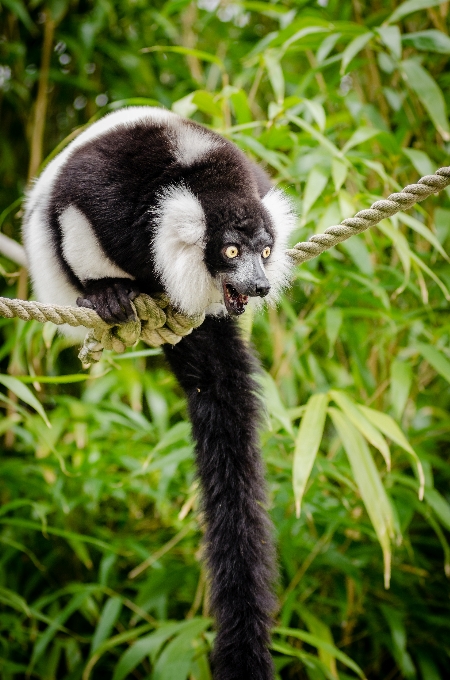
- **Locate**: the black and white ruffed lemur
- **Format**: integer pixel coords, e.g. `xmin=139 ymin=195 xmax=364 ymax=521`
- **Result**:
xmin=22 ymin=107 xmax=297 ymax=680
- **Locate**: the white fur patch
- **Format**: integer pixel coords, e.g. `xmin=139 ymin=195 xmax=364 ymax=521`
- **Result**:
xmin=171 ymin=122 xmax=221 ymax=166
xmin=22 ymin=200 xmax=86 ymax=341
xmin=205 ymin=302 xmax=227 ymax=316
xmin=152 ymin=185 xmax=221 ymax=315
xmin=262 ymin=188 xmax=297 ymax=305
xmin=59 ymin=205 xmax=133 ymax=283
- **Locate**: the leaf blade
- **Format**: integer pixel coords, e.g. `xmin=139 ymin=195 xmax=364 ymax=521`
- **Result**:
xmin=293 ymin=393 xmax=329 ymax=517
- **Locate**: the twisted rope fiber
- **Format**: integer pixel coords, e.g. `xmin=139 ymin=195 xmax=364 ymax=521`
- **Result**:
xmin=0 ymin=293 xmax=205 ymax=364
xmin=0 ymin=167 xmax=449 ymax=361
xmin=286 ymin=166 xmax=450 ymax=263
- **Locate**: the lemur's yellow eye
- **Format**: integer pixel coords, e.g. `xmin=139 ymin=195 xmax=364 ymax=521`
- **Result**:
xmin=225 ymin=246 xmax=239 ymax=259
xmin=262 ymin=246 xmax=271 ymax=259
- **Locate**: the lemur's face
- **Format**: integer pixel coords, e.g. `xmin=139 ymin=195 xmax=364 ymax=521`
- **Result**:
xmin=203 ymin=200 xmax=275 ymax=315
xmin=153 ymin=185 xmax=294 ymax=318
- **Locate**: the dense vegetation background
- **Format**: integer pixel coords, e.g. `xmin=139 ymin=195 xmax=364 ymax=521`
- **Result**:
xmin=1 ymin=0 xmax=450 ymax=678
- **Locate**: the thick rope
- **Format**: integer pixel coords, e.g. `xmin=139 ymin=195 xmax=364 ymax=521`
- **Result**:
xmin=0 ymin=166 xmax=449 ymax=362
xmin=286 ymin=166 xmax=450 ymax=263
xmin=0 ymin=293 xmax=204 ymax=364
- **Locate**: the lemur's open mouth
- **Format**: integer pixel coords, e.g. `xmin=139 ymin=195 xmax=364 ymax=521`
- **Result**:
xmin=223 ymin=282 xmax=249 ymax=315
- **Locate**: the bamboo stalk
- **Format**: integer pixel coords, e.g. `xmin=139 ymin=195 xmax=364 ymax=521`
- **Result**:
xmin=28 ymin=12 xmax=55 ymax=181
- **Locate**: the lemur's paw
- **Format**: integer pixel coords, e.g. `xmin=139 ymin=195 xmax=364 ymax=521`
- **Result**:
xmin=77 ymin=278 xmax=140 ymax=325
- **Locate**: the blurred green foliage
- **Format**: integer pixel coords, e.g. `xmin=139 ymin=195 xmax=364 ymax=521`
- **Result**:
xmin=1 ymin=0 xmax=450 ymax=678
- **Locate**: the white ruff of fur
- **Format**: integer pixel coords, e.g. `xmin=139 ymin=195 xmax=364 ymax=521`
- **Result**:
xmin=171 ymin=122 xmax=221 ymax=166
xmin=152 ymin=186 xmax=221 ymax=316
xmin=59 ymin=205 xmax=134 ymax=283
xmin=261 ymin=188 xmax=297 ymax=306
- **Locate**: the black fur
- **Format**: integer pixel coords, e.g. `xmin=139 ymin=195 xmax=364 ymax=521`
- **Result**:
xmin=46 ymin=118 xmax=274 ymax=297
xmin=24 ymin=110 xmax=286 ymax=677
xmin=164 ymin=316 xmax=276 ymax=680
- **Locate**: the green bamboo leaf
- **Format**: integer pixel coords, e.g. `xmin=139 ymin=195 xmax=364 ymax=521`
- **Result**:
xmin=341 ymin=234 xmax=374 ymax=276
xmin=409 ymin=250 xmax=450 ymax=300
xmin=376 ymin=26 xmax=402 ymax=59
xmin=398 ymin=212 xmax=450 ymax=263
xmin=331 ymin=157 xmax=347 ymax=191
xmin=296 ymin=607 xmax=337 ymax=677
xmin=330 ymin=390 xmax=391 ymax=470
xmin=340 ymin=32 xmax=373 ymax=74
xmin=232 ymin=134 xmax=290 ymax=178
xmin=387 ymin=0 xmax=447 ymax=24
xmin=402 ymin=148 xmax=435 ymax=177
xmin=113 ymin=348 xmax=162 ymax=360
xmin=83 ymin=624 xmax=154 ymax=680
xmin=425 ymin=487 xmax=450 ymax=531
xmin=417 ymin=652 xmax=443 ymax=680
xmin=230 ymin=90 xmax=252 ymax=125
xmin=257 ymin=371 xmax=294 ymax=436
xmin=1 ymin=0 xmax=35 ymax=32
xmin=325 ymin=307 xmax=343 ymax=354
xmin=192 ymin=91 xmax=222 ymax=118
xmin=380 ymin=606 xmax=416 ymax=679
xmin=361 ymin=158 xmax=396 ymax=186
xmin=316 ymin=32 xmax=341 ymax=64
xmin=417 ymin=343 xmax=450 ymax=384
xmin=0 ymin=535 xmax=44 ymax=570
xmin=91 ymin=597 xmax=122 ymax=655
xmin=0 ymin=374 xmax=50 ymax=427
xmin=68 ymin=539 xmax=93 ymax=569
xmin=390 ymin=360 xmax=412 ymax=421
xmin=29 ymin=591 xmax=88 ymax=671
xmin=264 ymin=51 xmax=285 ymax=102
xmin=358 ymin=405 xmax=424 ymax=500
xmin=153 ymin=618 xmax=211 ymax=680
xmin=16 ymin=374 xmax=92 ymax=383
xmin=377 ymin=220 xmax=411 ymax=294
xmin=140 ymin=45 xmax=224 ymax=69
xmin=402 ymin=29 xmax=450 ymax=53
xmin=275 ymin=626 xmax=366 ymax=678
xmin=401 ymin=59 xmax=450 ymax=140
xmin=242 ymin=1 xmax=292 ymax=15
xmin=287 ymin=113 xmax=346 ymax=160
xmin=0 ymin=518 xmax=119 ymax=552
xmin=342 ymin=126 xmax=381 ymax=153
xmin=189 ymin=637 xmax=211 ymax=680
xmin=271 ymin=641 xmax=337 ymax=679
xmin=0 ymin=586 xmax=31 ymax=616
xmin=293 ymin=393 xmax=329 ymax=517
xmin=282 ymin=26 xmax=330 ymax=52
xmin=329 ymin=407 xmax=396 ymax=588
xmin=303 ymin=99 xmax=326 ymax=131
xmin=302 ymin=167 xmax=329 ymax=223
xmin=425 ymin=513 xmax=450 ymax=577
xmin=112 ymin=625 xmax=183 ymax=680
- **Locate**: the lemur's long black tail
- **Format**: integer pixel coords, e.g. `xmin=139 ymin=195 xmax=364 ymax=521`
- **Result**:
xmin=164 ymin=315 xmax=276 ymax=680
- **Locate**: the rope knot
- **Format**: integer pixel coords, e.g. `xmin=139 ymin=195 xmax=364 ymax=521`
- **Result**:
xmin=77 ymin=294 xmax=205 ymax=365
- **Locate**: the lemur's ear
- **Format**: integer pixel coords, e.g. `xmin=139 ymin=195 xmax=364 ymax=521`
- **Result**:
xmin=156 ymin=185 xmax=206 ymax=246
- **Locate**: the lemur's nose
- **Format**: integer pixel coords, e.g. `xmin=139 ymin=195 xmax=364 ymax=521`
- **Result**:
xmin=256 ymin=281 xmax=271 ymax=297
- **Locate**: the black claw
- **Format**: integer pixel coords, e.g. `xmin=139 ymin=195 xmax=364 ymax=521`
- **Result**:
xmin=114 ymin=283 xmax=136 ymax=319
xmin=76 ymin=297 xmax=94 ymax=310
